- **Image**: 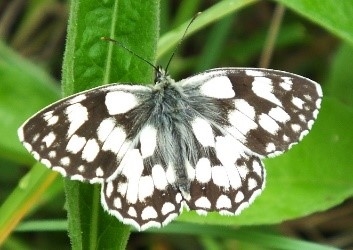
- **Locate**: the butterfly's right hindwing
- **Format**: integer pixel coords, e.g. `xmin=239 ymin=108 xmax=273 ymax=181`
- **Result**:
xmin=18 ymin=84 xmax=152 ymax=183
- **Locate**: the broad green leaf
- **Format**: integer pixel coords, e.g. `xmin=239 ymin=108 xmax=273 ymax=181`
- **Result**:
xmin=157 ymin=0 xmax=258 ymax=59
xmin=275 ymin=0 xmax=353 ymax=45
xmin=325 ymin=43 xmax=353 ymax=107
xmin=178 ymin=98 xmax=353 ymax=225
xmin=62 ymin=1 xmax=159 ymax=249
xmin=155 ymin=223 xmax=337 ymax=250
xmin=0 ymin=42 xmax=60 ymax=164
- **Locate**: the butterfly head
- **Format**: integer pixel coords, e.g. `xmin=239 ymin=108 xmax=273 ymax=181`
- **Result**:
xmin=154 ymin=66 xmax=175 ymax=90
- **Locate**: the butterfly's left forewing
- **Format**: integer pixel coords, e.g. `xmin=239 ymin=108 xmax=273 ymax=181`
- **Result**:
xmin=18 ymin=84 xmax=152 ymax=183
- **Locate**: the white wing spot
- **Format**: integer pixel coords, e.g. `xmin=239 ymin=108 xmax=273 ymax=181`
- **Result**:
xmin=32 ymin=151 xmax=40 ymax=160
xmin=283 ymin=134 xmax=290 ymax=142
xmin=279 ymin=77 xmax=293 ymax=91
xmin=245 ymin=69 xmax=265 ymax=77
xmin=121 ymin=149 xmax=144 ymax=204
xmin=23 ymin=142 xmax=32 ymax=152
xmin=299 ymin=130 xmax=309 ymax=140
xmin=128 ymin=207 xmax=137 ymax=217
xmin=161 ymin=202 xmax=176 ymax=215
xmin=106 ymin=182 xmax=114 ymax=197
xmin=78 ymin=165 xmax=85 ymax=172
xmin=252 ymin=77 xmax=282 ymax=106
xmin=105 ymin=91 xmax=139 ymax=115
xmin=166 ymin=165 xmax=176 ymax=185
xmin=258 ymin=113 xmax=280 ymax=134
xmin=299 ymin=114 xmax=306 ymax=122
xmin=152 ymin=165 xmax=168 ymax=190
xmin=60 ymin=157 xmax=70 ymax=166
xmin=42 ymin=132 xmax=56 ymax=147
xmin=66 ymin=134 xmax=86 ymax=154
xmin=192 ymin=117 xmax=215 ymax=147
xmin=211 ymin=166 xmax=230 ymax=188
xmin=303 ymin=94 xmax=312 ymax=101
xmin=313 ymin=109 xmax=319 ymax=119
xmin=195 ymin=158 xmax=212 ymax=183
xmin=216 ymin=195 xmax=231 ymax=209
xmin=141 ymin=206 xmax=158 ymax=220
xmin=248 ymin=178 xmax=258 ymax=190
xmin=117 ymin=182 xmax=128 ymax=196
xmin=48 ymin=151 xmax=56 ymax=158
xmin=114 ymin=198 xmax=122 ymax=209
xmin=292 ymin=97 xmax=305 ymax=109
xmin=215 ymin=135 xmax=243 ymax=165
xmin=266 ymin=143 xmax=276 ymax=152
xmin=138 ymin=176 xmax=154 ymax=201
xmin=102 ymin=126 xmax=126 ymax=154
xmin=97 ymin=118 xmax=116 ymax=142
xmin=268 ymin=107 xmax=290 ymax=123
xmin=195 ymin=197 xmax=211 ymax=209
xmin=67 ymin=94 xmax=86 ymax=104
xmin=185 ymin=160 xmax=195 ymax=180
xmin=224 ymin=164 xmax=242 ymax=189
xmin=228 ymin=109 xmax=257 ymax=136
xmin=175 ymin=193 xmax=183 ymax=203
xmin=47 ymin=115 xmax=59 ymax=125
xmin=234 ymin=99 xmax=256 ymax=120
xmin=32 ymin=134 xmax=40 ymax=142
xmin=65 ymin=103 xmax=88 ymax=138
xmin=95 ymin=167 xmax=104 ymax=177
xmin=200 ymin=76 xmax=235 ymax=98
xmin=235 ymin=192 xmax=244 ymax=203
xmin=82 ymin=139 xmax=100 ymax=162
xmin=42 ymin=110 xmax=54 ymax=120
xmin=291 ymin=124 xmax=301 ymax=132
xmin=252 ymin=160 xmax=263 ymax=178
xmin=236 ymin=164 xmax=250 ymax=179
xmin=139 ymin=125 xmax=157 ymax=158
xmin=41 ymin=159 xmax=51 ymax=167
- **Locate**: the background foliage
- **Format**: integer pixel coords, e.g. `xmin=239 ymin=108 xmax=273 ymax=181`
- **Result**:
xmin=1 ymin=0 xmax=353 ymax=249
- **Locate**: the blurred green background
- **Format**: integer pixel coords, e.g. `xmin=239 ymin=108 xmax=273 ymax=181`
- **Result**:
xmin=1 ymin=0 xmax=353 ymax=249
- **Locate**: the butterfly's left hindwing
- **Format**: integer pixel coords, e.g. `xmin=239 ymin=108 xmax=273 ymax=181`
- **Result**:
xmin=18 ymin=84 xmax=152 ymax=183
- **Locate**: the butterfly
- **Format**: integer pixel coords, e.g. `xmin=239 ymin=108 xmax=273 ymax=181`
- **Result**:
xmin=18 ymin=66 xmax=322 ymax=230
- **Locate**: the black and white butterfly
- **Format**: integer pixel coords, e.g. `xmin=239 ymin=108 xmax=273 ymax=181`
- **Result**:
xmin=18 ymin=67 xmax=322 ymax=231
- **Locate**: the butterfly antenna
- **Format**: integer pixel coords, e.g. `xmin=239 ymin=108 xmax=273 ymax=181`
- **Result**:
xmin=101 ymin=37 xmax=159 ymax=72
xmin=165 ymin=12 xmax=201 ymax=72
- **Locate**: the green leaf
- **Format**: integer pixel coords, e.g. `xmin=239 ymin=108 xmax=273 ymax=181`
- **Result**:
xmin=153 ymin=223 xmax=337 ymax=250
xmin=157 ymin=0 xmax=258 ymax=59
xmin=62 ymin=1 xmax=159 ymax=249
xmin=0 ymin=41 xmax=59 ymax=164
xmin=275 ymin=0 xmax=353 ymax=45
xmin=0 ymin=164 xmax=58 ymax=244
xmin=178 ymin=97 xmax=353 ymax=226
xmin=325 ymin=43 xmax=353 ymax=106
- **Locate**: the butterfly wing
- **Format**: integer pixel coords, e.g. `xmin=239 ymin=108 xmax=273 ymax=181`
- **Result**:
xmin=18 ymin=67 xmax=322 ymax=231
xmin=18 ymin=84 xmax=153 ymax=183
xmin=180 ymin=67 xmax=322 ymax=157
xmin=177 ymin=67 xmax=321 ymax=215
